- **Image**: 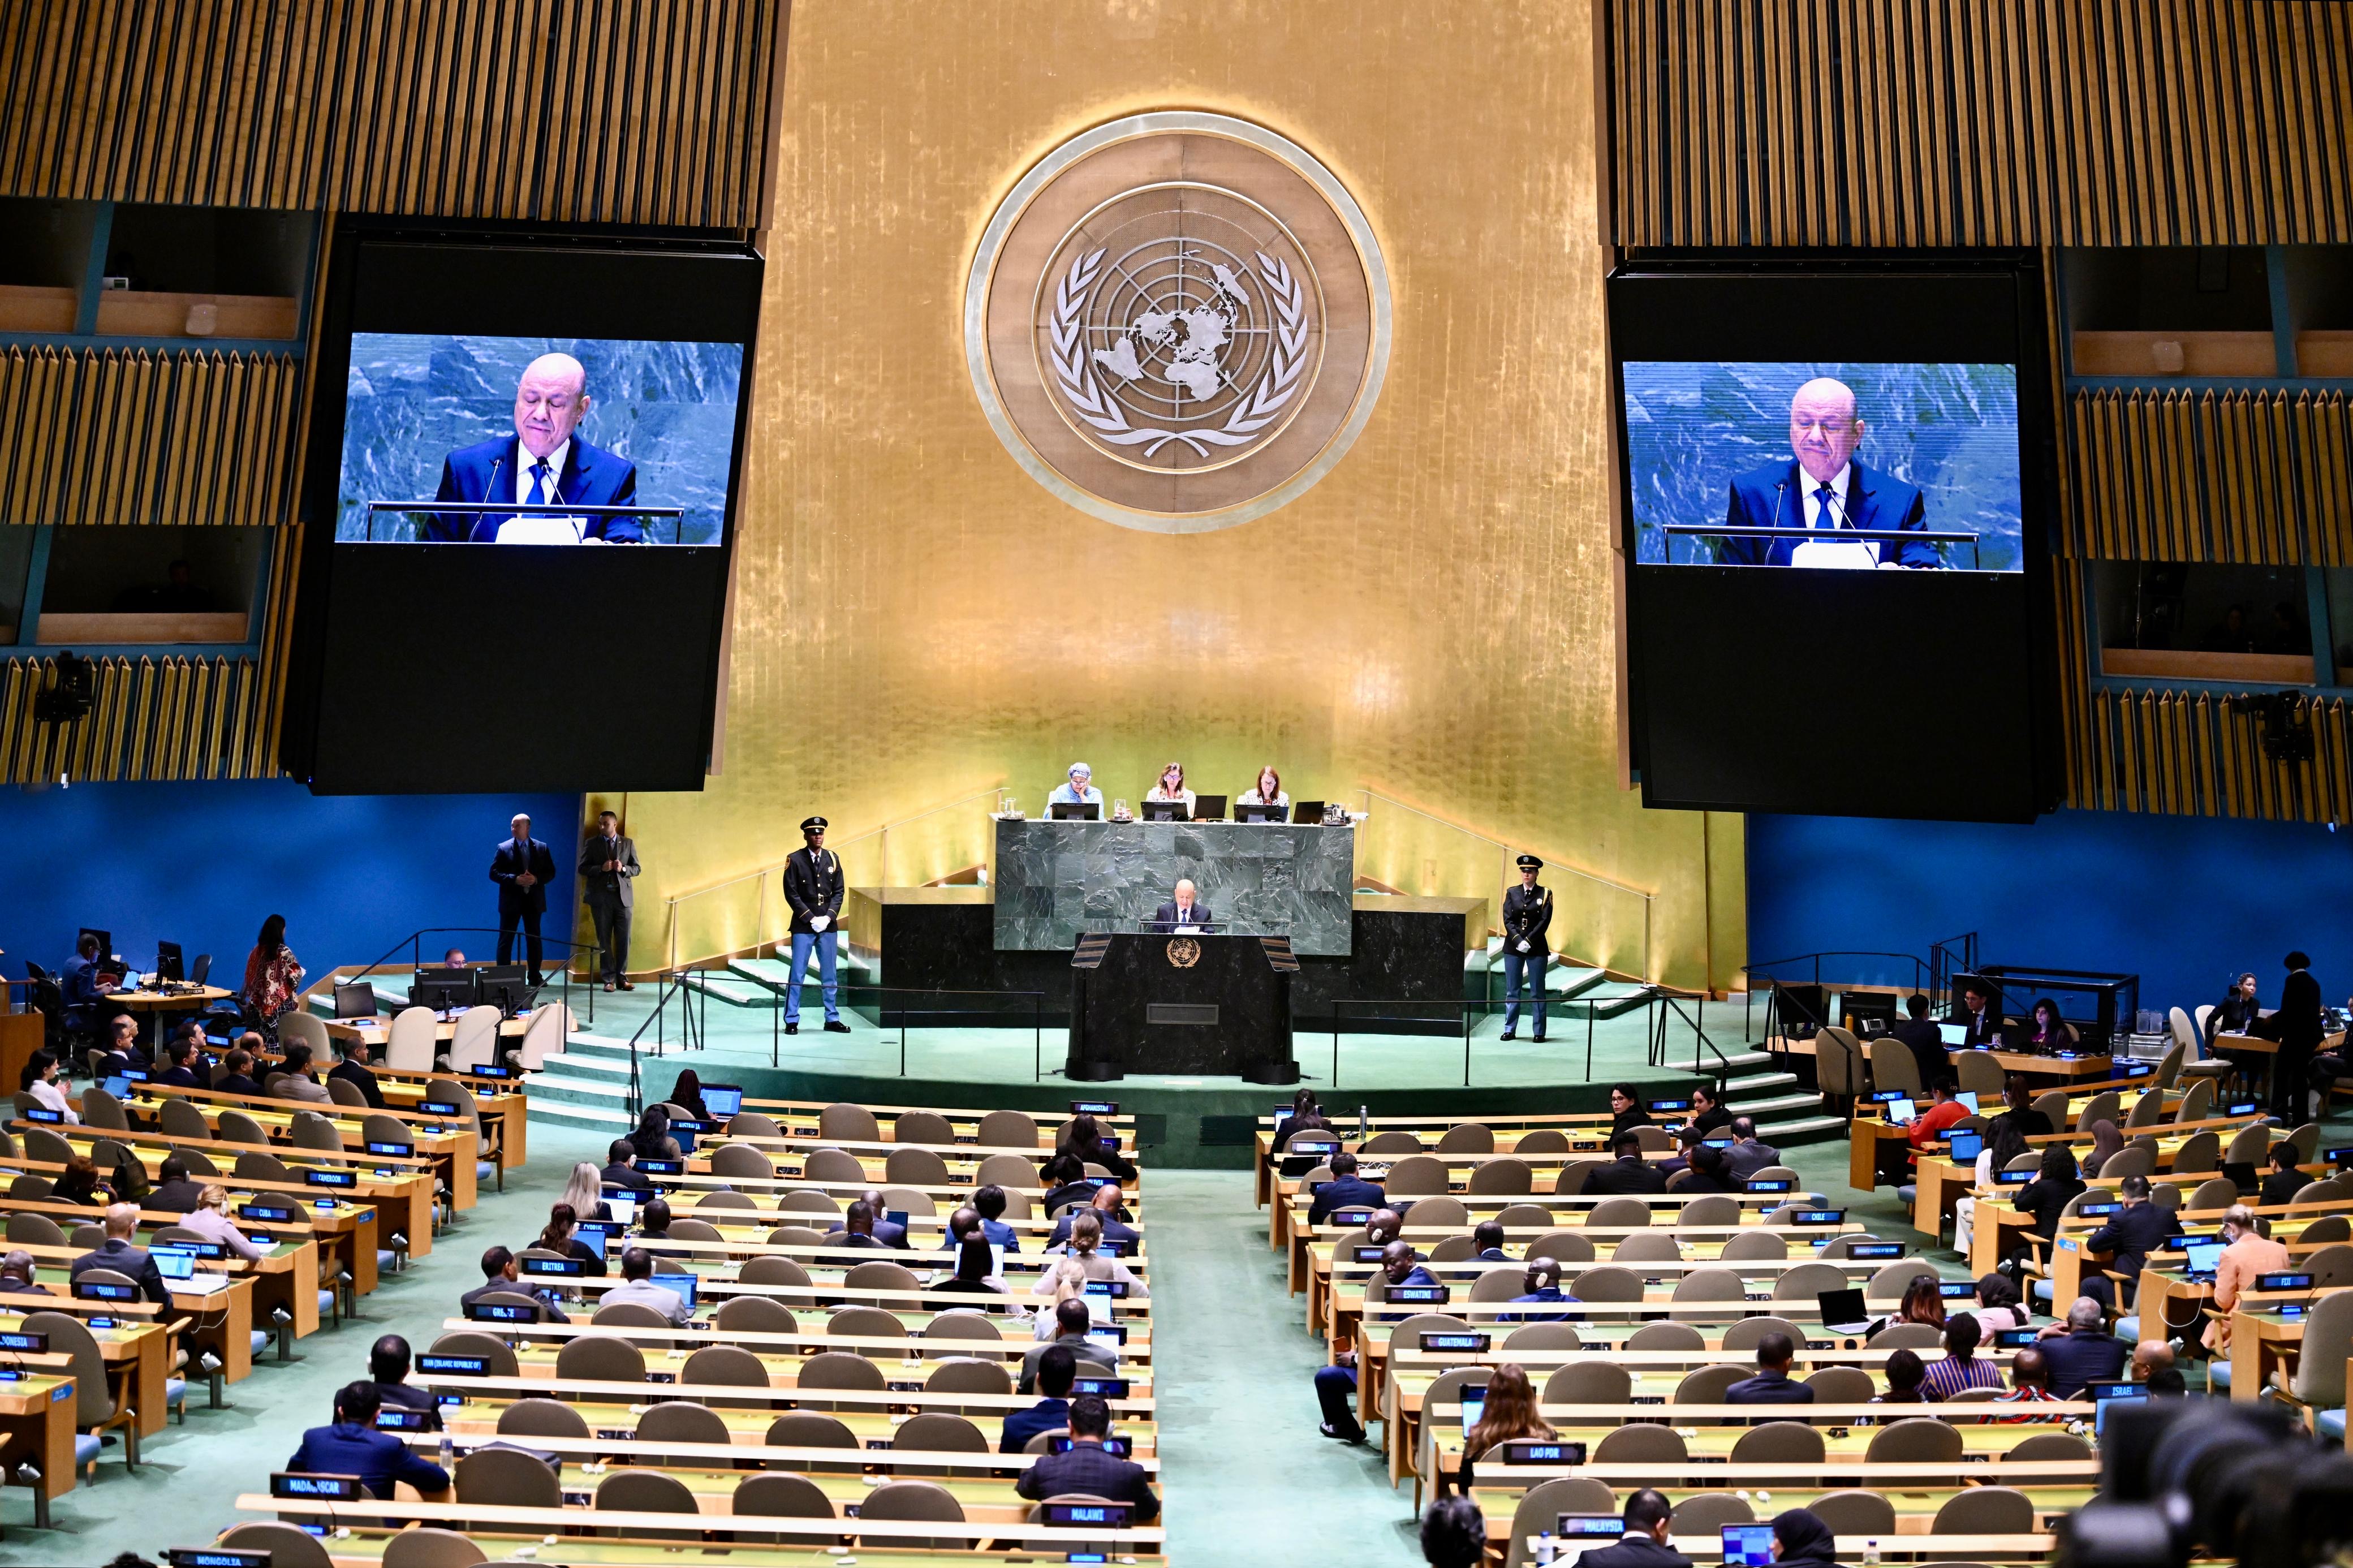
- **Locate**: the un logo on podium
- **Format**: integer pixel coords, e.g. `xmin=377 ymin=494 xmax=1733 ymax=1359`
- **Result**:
xmin=1165 ymin=937 xmax=1201 ymax=970
xmin=967 ymin=111 xmax=1391 ymax=533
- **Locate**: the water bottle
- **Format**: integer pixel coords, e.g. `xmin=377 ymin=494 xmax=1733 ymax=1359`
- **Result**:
xmin=1862 ymin=1541 xmax=1879 ymax=1566
xmin=1533 ymin=1529 xmax=1555 ymax=1565
xmin=438 ymin=1430 xmax=454 ymax=1474
xmin=1357 ymin=1104 xmax=1368 ymax=1141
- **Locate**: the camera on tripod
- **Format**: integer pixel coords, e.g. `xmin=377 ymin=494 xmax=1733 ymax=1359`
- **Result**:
xmin=2226 ymin=691 xmax=2316 ymax=765
xmin=2057 ymin=1398 xmax=2353 ymax=1568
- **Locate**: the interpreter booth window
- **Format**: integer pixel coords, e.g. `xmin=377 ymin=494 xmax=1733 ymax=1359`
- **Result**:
xmin=35 ymin=525 xmax=264 ymax=645
xmin=0 ymin=527 xmax=32 ymax=644
xmin=2092 ymin=561 xmax=2315 ymax=684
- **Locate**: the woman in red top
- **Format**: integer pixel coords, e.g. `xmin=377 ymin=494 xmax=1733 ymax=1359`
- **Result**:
xmin=242 ymin=913 xmax=305 ymax=1031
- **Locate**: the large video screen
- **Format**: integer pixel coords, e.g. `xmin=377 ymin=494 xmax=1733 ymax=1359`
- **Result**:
xmin=1624 ymin=361 xmax=2022 ymax=572
xmin=1610 ymin=260 xmax=2058 ymax=823
xmin=337 ymin=334 xmax=743 ymax=546
xmin=284 ymin=229 xmax=762 ymax=795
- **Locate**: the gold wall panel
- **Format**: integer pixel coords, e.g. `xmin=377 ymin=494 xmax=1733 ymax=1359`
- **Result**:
xmin=0 ymin=650 xmax=277 ymax=783
xmin=623 ymin=0 xmax=1739 ymax=992
xmin=2066 ymin=388 xmax=2353 ymax=566
xmin=0 ymin=347 xmax=301 ymax=528
xmin=2079 ymin=687 xmax=2353 ymax=822
xmin=1605 ymin=0 xmax=2353 ymax=247
xmin=0 ymin=0 xmax=779 ymax=227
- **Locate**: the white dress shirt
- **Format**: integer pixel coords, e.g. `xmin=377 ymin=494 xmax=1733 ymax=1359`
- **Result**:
xmin=1801 ymin=463 xmax=1853 ymax=531
xmin=28 ymin=1079 xmax=77 ymax=1124
xmin=516 ymin=439 xmax=571 ymax=505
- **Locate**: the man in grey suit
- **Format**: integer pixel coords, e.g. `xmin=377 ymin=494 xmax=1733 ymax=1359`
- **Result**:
xmin=579 ymin=810 xmax=641 ymax=992
xmin=1721 ymin=1117 xmax=1783 ymax=1182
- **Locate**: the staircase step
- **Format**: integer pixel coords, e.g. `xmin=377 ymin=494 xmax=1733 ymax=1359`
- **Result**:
xmin=1756 ymin=1112 xmax=1846 ymax=1145
xmin=1724 ymin=1071 xmax=1799 ymax=1097
xmin=1728 ymin=1092 xmax=1824 ymax=1118
xmin=1558 ymin=984 xmax=1654 ymax=1020
xmin=541 ymin=1050 xmax=635 ymax=1084
xmin=683 ymin=975 xmax=779 ymax=1009
xmin=1657 ymin=1049 xmax=1774 ymax=1075
xmin=729 ymin=954 xmax=876 ymax=990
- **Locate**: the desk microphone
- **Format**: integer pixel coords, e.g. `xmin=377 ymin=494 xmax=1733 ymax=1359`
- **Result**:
xmin=479 ymin=456 xmax=504 ymax=542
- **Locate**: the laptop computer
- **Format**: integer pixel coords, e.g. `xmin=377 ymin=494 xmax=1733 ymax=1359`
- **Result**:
xmin=701 ymin=1084 xmax=744 ymax=1118
xmin=1937 ymin=1021 xmax=1967 ymax=1045
xmin=1946 ymin=1130 xmax=1984 ymax=1164
xmin=101 ymin=1075 xmax=130 ymax=1100
xmin=1816 ymin=1286 xmax=1872 ymax=1334
xmin=1722 ymin=1523 xmax=1777 ymax=1567
xmin=1882 ymin=1097 xmax=1917 ymax=1127
xmin=652 ymin=1273 xmax=697 ymax=1310
xmin=2223 ymin=1161 xmax=2260 ymax=1195
xmin=152 ymin=1248 xmax=230 ymax=1295
xmin=1954 ymin=1091 xmax=1981 ymax=1114
xmin=334 ymin=983 xmax=380 ymax=1019
xmin=1458 ymin=1382 xmax=1486 ymax=1432
xmin=602 ymin=1189 xmax=637 ymax=1226
xmin=1049 ymin=802 xmax=1101 ymax=820
xmin=2179 ymin=1238 xmax=2226 ymax=1281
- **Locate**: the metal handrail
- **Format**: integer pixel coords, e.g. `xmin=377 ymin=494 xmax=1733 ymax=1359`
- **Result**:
xmin=335 ymin=925 xmax=596 ymax=1027
xmin=1355 ymin=786 xmax=1657 ymax=981
xmin=661 ymin=781 xmax=1008 ymax=968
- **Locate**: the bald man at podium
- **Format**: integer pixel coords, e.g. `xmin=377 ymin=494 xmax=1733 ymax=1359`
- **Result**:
xmin=429 ymin=352 xmax=642 ymax=543
xmin=1148 ymin=881 xmax=1214 ymax=934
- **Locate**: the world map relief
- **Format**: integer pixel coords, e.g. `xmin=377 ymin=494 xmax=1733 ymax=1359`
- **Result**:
xmin=337 ymin=334 xmax=745 ymax=544
xmin=1622 ymin=361 xmax=2023 ymax=570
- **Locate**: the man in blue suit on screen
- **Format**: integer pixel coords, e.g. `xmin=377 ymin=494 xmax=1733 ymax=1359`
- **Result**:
xmin=429 ymin=352 xmax=642 ymax=542
xmin=1717 ymin=377 xmax=1936 ymax=568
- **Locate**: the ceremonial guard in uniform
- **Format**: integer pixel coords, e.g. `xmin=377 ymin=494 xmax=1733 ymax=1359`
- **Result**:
xmin=782 ymin=816 xmax=850 ymax=1034
xmin=1500 ymin=853 xmax=1552 ymax=1041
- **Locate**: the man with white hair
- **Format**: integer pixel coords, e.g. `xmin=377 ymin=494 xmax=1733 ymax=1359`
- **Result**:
xmin=490 ymin=811 xmax=558 ymax=987
xmin=1717 ymin=375 xmax=1934 ymax=567
xmin=429 ymin=351 xmax=643 ymax=542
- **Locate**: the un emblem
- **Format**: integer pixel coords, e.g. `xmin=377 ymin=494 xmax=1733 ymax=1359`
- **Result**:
xmin=1165 ymin=937 xmax=1201 ymax=970
xmin=967 ymin=112 xmax=1391 ymax=533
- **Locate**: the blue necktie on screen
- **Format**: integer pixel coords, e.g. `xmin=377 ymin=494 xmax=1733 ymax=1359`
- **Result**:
xmin=1815 ymin=483 xmax=1836 ymax=528
xmin=525 ymin=462 xmax=550 ymax=507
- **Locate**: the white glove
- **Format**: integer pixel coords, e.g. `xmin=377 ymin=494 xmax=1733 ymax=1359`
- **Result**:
xmin=810 ymin=915 xmax=830 ymax=933
xmin=1516 ymin=940 xmax=1530 ymax=953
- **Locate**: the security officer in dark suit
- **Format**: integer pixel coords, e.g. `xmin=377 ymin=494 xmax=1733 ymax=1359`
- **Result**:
xmin=1500 ymin=853 xmax=1552 ymax=1042
xmin=782 ymin=816 xmax=848 ymax=1035
xmin=490 ymin=812 xmax=558 ymax=986
xmin=579 ymin=809 xmax=641 ymax=993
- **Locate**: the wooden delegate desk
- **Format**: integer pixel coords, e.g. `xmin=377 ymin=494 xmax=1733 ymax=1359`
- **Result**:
xmin=442 ymin=1316 xmax=1155 ymax=1375
xmin=8 ymin=1242 xmax=262 ymax=1387
xmin=1912 ymin=1113 xmax=2272 ymax=1237
xmin=0 ymin=1192 xmax=324 ymax=1342
xmin=238 ymin=1497 xmax=1166 ymax=1560
xmin=0 ymin=1006 xmax=43 ymax=1109
xmin=108 ymin=986 xmax=233 ymax=1047
xmin=0 ymin=1371 xmax=77 ymax=1518
xmin=225 ymin=1033 xmax=532 ymax=1172
xmin=0 ymin=1289 xmax=174 ymax=1439
xmin=136 ymin=1083 xmax=475 ymax=1218
xmin=9 ymin=1121 xmax=407 ymax=1282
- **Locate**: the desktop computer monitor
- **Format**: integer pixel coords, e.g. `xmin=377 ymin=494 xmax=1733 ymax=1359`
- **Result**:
xmin=410 ymin=970 xmax=476 ymax=1010
xmin=156 ymin=941 xmax=184 ymax=983
xmin=334 ymin=983 xmax=380 ymax=1019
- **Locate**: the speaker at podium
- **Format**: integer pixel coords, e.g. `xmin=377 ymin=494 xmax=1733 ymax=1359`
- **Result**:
xmin=1066 ymin=932 xmax=1300 ymax=1083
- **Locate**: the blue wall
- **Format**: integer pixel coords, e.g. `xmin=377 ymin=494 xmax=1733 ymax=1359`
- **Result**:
xmin=1747 ymin=809 xmax=2353 ymax=1014
xmin=1 ymin=780 xmax=579 ymax=987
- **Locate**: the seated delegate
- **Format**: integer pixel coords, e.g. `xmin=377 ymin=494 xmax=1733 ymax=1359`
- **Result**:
xmin=286 ymin=1381 xmax=450 ymax=1500
xmin=1148 ymin=879 xmax=1213 ymax=933
xmin=1014 ymin=1390 xmax=1158 ymax=1520
xmin=1143 ymin=761 xmax=1196 ymax=816
xmin=1047 ymin=762 xmax=1105 ymax=815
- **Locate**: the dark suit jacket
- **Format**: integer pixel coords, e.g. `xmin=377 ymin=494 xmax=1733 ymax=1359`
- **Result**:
xmin=1574 ymin=1537 xmax=1695 ymax=1568
xmin=1307 ymin=1175 xmax=1386 ymax=1226
xmin=1000 ymin=1395 xmax=1070 ymax=1453
xmin=154 ymin=1066 xmax=202 ymax=1089
xmin=1895 ymin=1018 xmax=1950 ymax=1086
xmin=2012 ymin=1175 xmax=2086 ymax=1243
xmin=2039 ymin=1327 xmax=2128 ymax=1397
xmin=2085 ymin=1201 xmax=2174 ymax=1291
xmin=1725 ymin=1369 xmax=1816 ymax=1405
xmin=1148 ymin=899 xmax=1213 ymax=933
xmin=1719 ymin=457 xmax=1934 ymax=567
xmin=460 ymin=1280 xmax=569 ymax=1323
xmin=287 ymin=1421 xmax=450 ymax=1500
xmin=331 ymin=1059 xmax=386 ymax=1109
xmin=214 ymin=1073 xmax=263 ymax=1098
xmin=1723 ymin=1140 xmax=1783 ymax=1182
xmin=147 ymin=1179 xmax=208 ymax=1214
xmin=492 ymin=836 xmax=558 ymax=916
xmin=72 ymin=1238 xmax=169 ymax=1305
xmin=2262 ymin=1167 xmax=2315 ymax=1206
xmin=2272 ymin=967 xmax=2325 ymax=1049
xmin=1015 ymin=1440 xmax=1160 ymax=1521
xmin=1582 ymin=1157 xmax=1668 ymax=1196
xmin=374 ymin=1379 xmax=443 ymax=1431
xmin=580 ymin=833 xmax=641 ymax=910
xmin=601 ymin=1161 xmax=655 ymax=1194
xmin=430 ymin=433 xmax=641 ymax=542
xmin=1957 ymin=1003 xmax=2005 ymax=1048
